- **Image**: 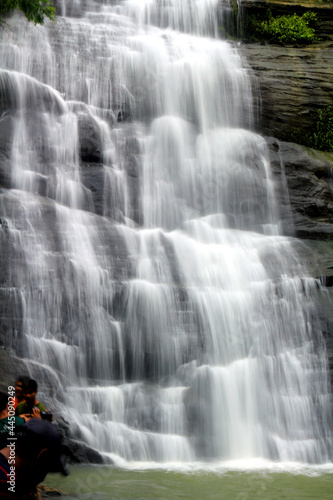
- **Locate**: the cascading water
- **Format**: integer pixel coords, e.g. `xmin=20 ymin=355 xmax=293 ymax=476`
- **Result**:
xmin=0 ymin=0 xmax=332 ymax=466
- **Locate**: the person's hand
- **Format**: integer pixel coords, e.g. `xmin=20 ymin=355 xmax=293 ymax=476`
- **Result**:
xmin=31 ymin=408 xmax=42 ymax=419
xmin=20 ymin=413 xmax=31 ymax=422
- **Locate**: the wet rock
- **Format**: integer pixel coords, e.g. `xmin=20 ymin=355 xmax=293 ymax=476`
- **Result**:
xmin=0 ymin=348 xmax=28 ymax=393
xmin=80 ymin=163 xmax=106 ymax=215
xmin=242 ymin=42 xmax=333 ymax=141
xmin=0 ymin=155 xmax=12 ymax=189
xmin=236 ymin=1 xmax=333 ymax=141
xmin=0 ymin=70 xmax=65 ymax=115
xmin=62 ymin=438 xmax=110 ymax=465
xmin=43 ymin=414 xmax=111 ymax=465
xmin=77 ymin=120 xmax=103 ymax=163
xmin=77 ymin=112 xmax=103 ymax=163
xmin=125 ymin=136 xmax=142 ymax=156
xmin=292 ymin=239 xmax=333 ymax=388
xmin=0 ymin=115 xmax=15 ymax=189
xmin=125 ymin=155 xmax=143 ymax=224
xmin=267 ymin=138 xmax=333 ymax=240
xmin=0 ymin=115 xmax=15 ymax=158
xmin=41 ymin=485 xmax=67 ymax=497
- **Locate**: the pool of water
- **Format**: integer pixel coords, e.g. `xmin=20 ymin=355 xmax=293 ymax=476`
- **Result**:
xmin=43 ymin=463 xmax=333 ymax=499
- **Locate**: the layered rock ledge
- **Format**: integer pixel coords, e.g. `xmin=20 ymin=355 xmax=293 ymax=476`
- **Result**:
xmin=237 ymin=1 xmax=333 ymax=141
xmin=242 ymin=42 xmax=333 ymax=141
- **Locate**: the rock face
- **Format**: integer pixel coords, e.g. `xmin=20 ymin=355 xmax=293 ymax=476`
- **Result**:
xmin=236 ymin=2 xmax=333 ymax=387
xmin=290 ymin=237 xmax=333 ymax=389
xmin=267 ymin=138 xmax=333 ymax=240
xmin=266 ymin=137 xmax=333 ymax=388
xmin=238 ymin=5 xmax=333 ymax=384
xmin=77 ymin=112 xmax=103 ymax=163
xmin=242 ymin=42 xmax=333 ymax=141
xmin=238 ymin=2 xmax=333 ymax=142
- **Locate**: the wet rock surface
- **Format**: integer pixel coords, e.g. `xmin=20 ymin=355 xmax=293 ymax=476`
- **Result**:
xmin=237 ymin=1 xmax=333 ymax=141
xmin=237 ymin=1 xmax=333 ymax=383
xmin=242 ymin=42 xmax=333 ymax=141
xmin=77 ymin=112 xmax=103 ymax=163
xmin=267 ymin=138 xmax=333 ymax=240
xmin=292 ymin=239 xmax=333 ymax=388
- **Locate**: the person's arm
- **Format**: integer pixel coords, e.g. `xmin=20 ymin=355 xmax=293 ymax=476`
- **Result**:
xmin=37 ymin=402 xmax=46 ymax=412
xmin=17 ymin=414 xmax=30 ymax=422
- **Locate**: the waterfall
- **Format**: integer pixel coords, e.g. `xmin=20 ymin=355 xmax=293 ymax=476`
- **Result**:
xmin=0 ymin=0 xmax=331 ymax=465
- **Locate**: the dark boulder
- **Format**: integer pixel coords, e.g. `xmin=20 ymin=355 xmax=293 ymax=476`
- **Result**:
xmin=77 ymin=112 xmax=103 ymax=163
xmin=62 ymin=438 xmax=112 ymax=465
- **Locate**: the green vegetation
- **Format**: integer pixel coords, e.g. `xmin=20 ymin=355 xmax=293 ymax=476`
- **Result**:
xmin=259 ymin=11 xmax=317 ymax=44
xmin=245 ymin=9 xmax=319 ymax=45
xmin=308 ymin=106 xmax=333 ymax=152
xmin=291 ymin=107 xmax=333 ymax=152
xmin=0 ymin=0 xmax=55 ymax=27
xmin=231 ymin=0 xmax=238 ymax=18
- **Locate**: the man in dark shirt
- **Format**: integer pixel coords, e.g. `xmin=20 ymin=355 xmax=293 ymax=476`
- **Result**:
xmin=0 ymin=419 xmax=68 ymax=498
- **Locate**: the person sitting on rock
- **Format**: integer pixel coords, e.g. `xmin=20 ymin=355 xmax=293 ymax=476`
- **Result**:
xmin=16 ymin=379 xmax=47 ymax=420
xmin=14 ymin=375 xmax=29 ymax=409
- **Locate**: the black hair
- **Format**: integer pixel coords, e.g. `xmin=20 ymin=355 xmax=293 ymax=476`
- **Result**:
xmin=0 ymin=392 xmax=8 ymax=412
xmin=15 ymin=375 xmax=30 ymax=388
xmin=25 ymin=379 xmax=38 ymax=393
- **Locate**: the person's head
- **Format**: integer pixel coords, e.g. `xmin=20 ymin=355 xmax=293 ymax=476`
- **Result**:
xmin=24 ymin=379 xmax=38 ymax=405
xmin=15 ymin=419 xmax=68 ymax=491
xmin=0 ymin=392 xmax=8 ymax=414
xmin=15 ymin=375 xmax=29 ymax=400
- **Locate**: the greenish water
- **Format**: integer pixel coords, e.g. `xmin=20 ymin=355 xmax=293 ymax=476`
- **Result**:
xmin=44 ymin=465 xmax=333 ymax=499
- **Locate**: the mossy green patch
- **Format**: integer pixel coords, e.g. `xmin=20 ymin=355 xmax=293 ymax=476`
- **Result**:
xmin=245 ymin=9 xmax=319 ymax=44
xmin=292 ymin=107 xmax=333 ymax=152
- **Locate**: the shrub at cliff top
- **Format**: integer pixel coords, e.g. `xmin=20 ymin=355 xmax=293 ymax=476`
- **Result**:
xmin=261 ymin=11 xmax=317 ymax=44
xmin=248 ymin=10 xmax=318 ymax=45
xmin=0 ymin=0 xmax=55 ymax=27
